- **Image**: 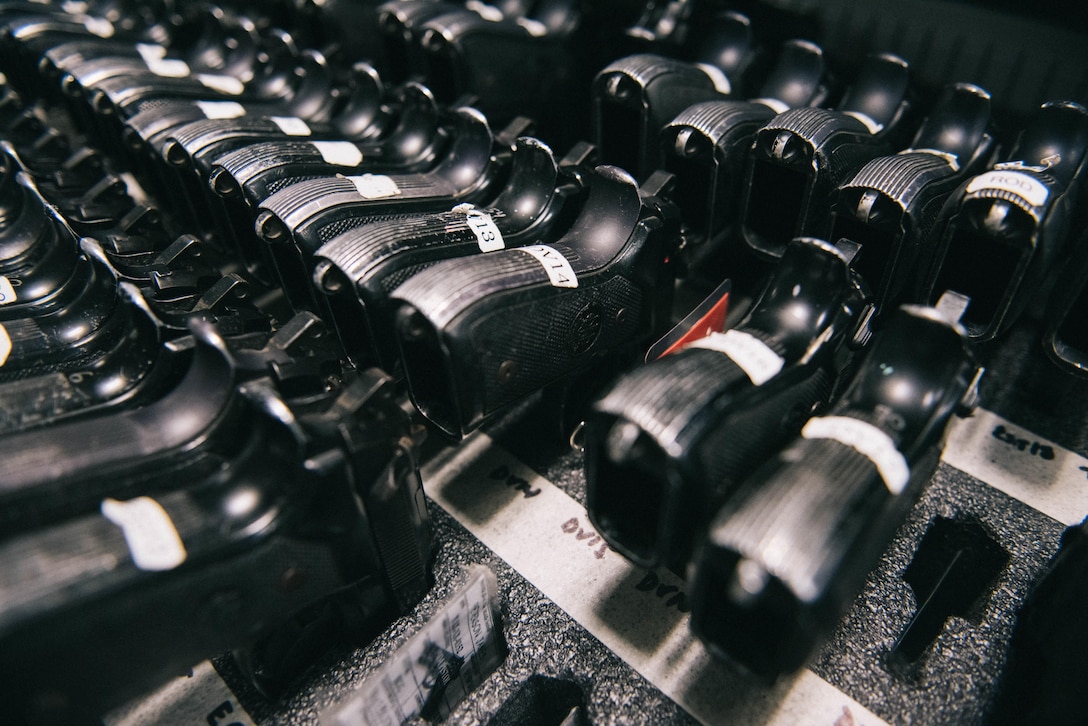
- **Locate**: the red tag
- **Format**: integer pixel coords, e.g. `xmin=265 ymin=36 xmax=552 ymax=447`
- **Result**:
xmin=645 ymin=279 xmax=731 ymax=361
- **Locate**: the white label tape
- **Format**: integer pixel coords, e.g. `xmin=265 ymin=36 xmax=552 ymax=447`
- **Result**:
xmin=312 ymin=141 xmax=363 ymax=167
xmin=197 ymin=100 xmax=246 ymax=119
xmin=802 ymin=416 xmax=910 ymax=494
xmin=104 ymin=660 xmax=256 ymax=726
xmin=348 ymin=174 xmax=401 ymax=199
xmin=966 ymin=170 xmax=1049 ymax=207
xmin=0 ymin=276 xmax=16 ymax=305
xmin=687 ymin=329 xmax=784 ymax=385
xmin=271 ymin=116 xmax=311 ymax=137
xmin=101 ymin=497 xmax=187 ymax=571
xmin=82 ymin=16 xmax=114 ymax=38
xmin=0 ymin=323 xmax=10 ymax=366
xmin=136 ymin=46 xmax=190 ymax=78
xmin=454 ymin=203 xmax=505 ymax=252
xmin=519 ymin=245 xmax=578 ymax=288
xmin=695 ymin=62 xmax=731 ymax=95
xmin=197 ymin=74 xmax=245 ymax=95
xmin=420 ymin=433 xmax=890 ymax=726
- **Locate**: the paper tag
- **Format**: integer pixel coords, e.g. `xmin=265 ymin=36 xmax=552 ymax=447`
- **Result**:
xmin=82 ymin=15 xmax=114 ymax=37
xmin=453 ymin=204 xmax=505 ymax=252
xmin=313 ymin=141 xmax=363 ymax=167
xmin=802 ymin=416 xmax=910 ymax=494
xmin=911 ymin=148 xmax=960 ymax=171
xmin=687 ymin=329 xmax=784 ymax=385
xmin=197 ymin=74 xmax=245 ymax=95
xmin=197 ymin=100 xmax=246 ymax=119
xmin=271 ymin=116 xmax=312 ymax=137
xmin=348 ymin=174 xmax=401 ymax=199
xmin=0 ymin=276 xmax=16 ymax=305
xmin=516 ymin=17 xmax=547 ymax=36
xmin=104 ymin=661 xmax=256 ymax=726
xmin=0 ymin=323 xmax=10 ymax=366
xmin=466 ymin=0 xmax=503 ymax=21
xmin=519 ymin=245 xmax=578 ymax=288
xmin=326 ymin=567 xmax=504 ymax=726
xmin=966 ymin=170 xmax=1049 ymax=207
xmin=101 ymin=497 xmax=187 ymax=571
xmin=136 ymin=43 xmax=167 ymax=61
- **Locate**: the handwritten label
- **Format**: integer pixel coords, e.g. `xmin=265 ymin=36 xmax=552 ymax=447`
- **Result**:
xmin=453 ymin=203 xmax=505 ymax=252
xmin=0 ymin=323 xmax=10 ymax=366
xmin=487 ymin=464 xmax=540 ymax=498
xmin=991 ymin=424 xmax=1055 ymax=459
xmin=197 ymin=74 xmax=245 ymax=95
xmin=101 ymin=497 xmax=187 ymax=571
xmin=197 ymin=101 xmax=246 ymax=120
xmin=560 ymin=517 xmax=609 ymax=559
xmin=519 ymin=245 xmax=578 ymax=288
xmin=634 ymin=570 xmax=690 ymax=613
xmin=312 ymin=141 xmax=363 ymax=167
xmin=967 ymin=170 xmax=1049 ymax=207
xmin=271 ymin=116 xmax=311 ymax=137
xmin=0 ymin=276 xmax=15 ymax=305
xmin=802 ymin=416 xmax=910 ymax=494
xmin=687 ymin=329 xmax=784 ymax=385
xmin=348 ymin=174 xmax=401 ymax=199
xmin=421 ymin=433 xmax=889 ymax=726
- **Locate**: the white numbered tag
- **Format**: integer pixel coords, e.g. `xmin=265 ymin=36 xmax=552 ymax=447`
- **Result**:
xmin=271 ymin=116 xmax=311 ymax=137
xmin=348 ymin=174 xmax=401 ymax=199
xmin=687 ymin=329 xmax=784 ymax=385
xmin=967 ymin=170 xmax=1049 ymax=207
xmin=802 ymin=416 xmax=910 ymax=494
xmin=454 ymin=203 xmax=505 ymax=252
xmin=312 ymin=141 xmax=363 ymax=166
xmin=82 ymin=16 xmax=114 ymax=37
xmin=137 ymin=44 xmax=189 ymax=78
xmin=519 ymin=245 xmax=578 ymax=288
xmin=196 ymin=100 xmax=246 ymax=119
xmin=0 ymin=276 xmax=15 ymax=305
xmin=197 ymin=74 xmax=245 ymax=95
xmin=0 ymin=323 xmax=10 ymax=366
xmin=101 ymin=497 xmax=188 ymax=571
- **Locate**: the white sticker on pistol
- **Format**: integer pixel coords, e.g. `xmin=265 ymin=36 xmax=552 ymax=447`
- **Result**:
xmin=519 ymin=245 xmax=578 ymax=288
xmin=271 ymin=116 xmax=312 ymax=137
xmin=687 ymin=329 xmax=784 ymax=385
xmin=312 ymin=141 xmax=363 ymax=167
xmin=454 ymin=204 xmax=506 ymax=252
xmin=348 ymin=174 xmax=401 ymax=199
xmin=966 ymin=170 xmax=1049 ymax=207
xmin=802 ymin=416 xmax=910 ymax=494
xmin=101 ymin=496 xmax=187 ymax=571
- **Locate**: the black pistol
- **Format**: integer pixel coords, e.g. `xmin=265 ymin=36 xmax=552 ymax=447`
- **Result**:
xmin=388 ymin=167 xmax=681 ymax=439
xmin=739 ymin=52 xmax=913 ymax=260
xmin=689 ymin=296 xmax=981 ymax=679
xmin=918 ymin=100 xmax=1088 ymax=343
xmin=829 ymin=83 xmax=997 ymax=315
xmin=585 ymin=237 xmax=870 ymax=571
